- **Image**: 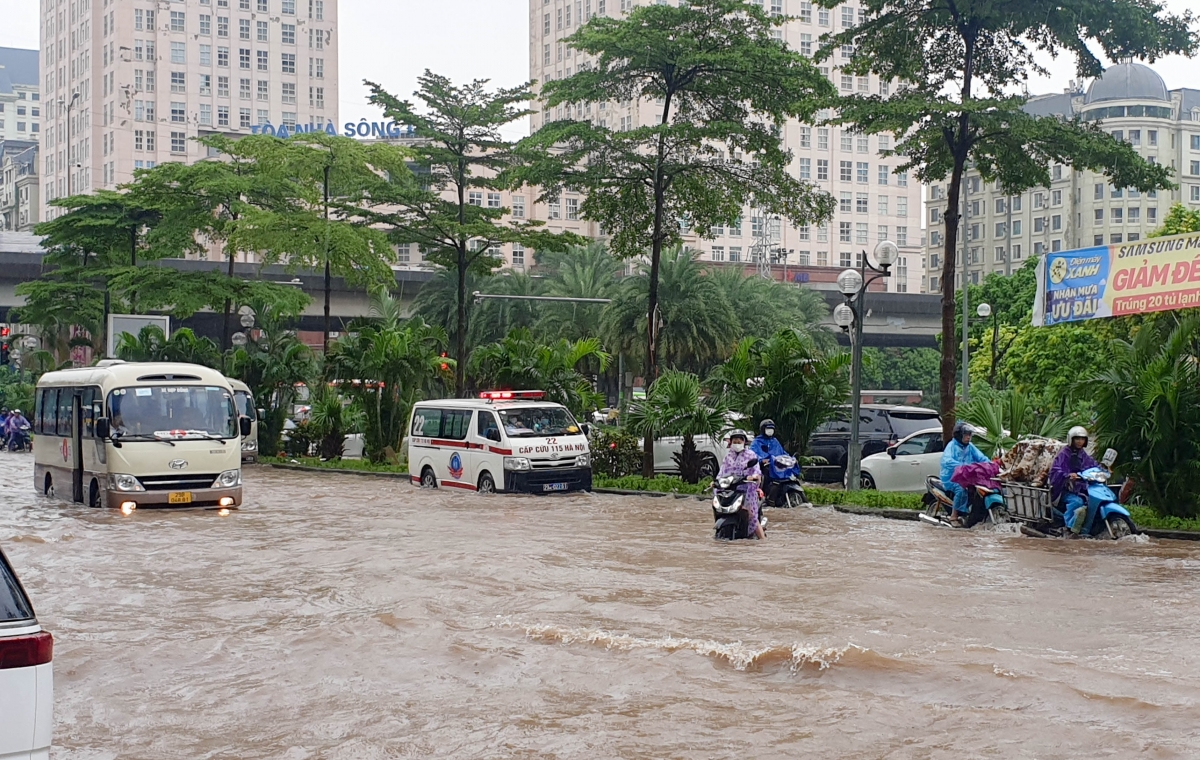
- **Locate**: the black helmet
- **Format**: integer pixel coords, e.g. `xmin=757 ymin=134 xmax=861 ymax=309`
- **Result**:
xmin=759 ymin=419 xmax=776 ymax=435
xmin=952 ymin=420 xmax=972 ymax=444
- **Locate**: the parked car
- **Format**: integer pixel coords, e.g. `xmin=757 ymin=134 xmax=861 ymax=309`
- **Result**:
xmin=0 ymin=546 xmax=53 ymax=760
xmin=652 ymin=434 xmax=726 ymax=479
xmin=858 ymin=427 xmax=945 ymax=491
xmin=806 ymin=404 xmax=942 ymax=483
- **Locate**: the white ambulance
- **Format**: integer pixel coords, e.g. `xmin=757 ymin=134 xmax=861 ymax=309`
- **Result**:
xmin=406 ymin=391 xmax=593 ymax=494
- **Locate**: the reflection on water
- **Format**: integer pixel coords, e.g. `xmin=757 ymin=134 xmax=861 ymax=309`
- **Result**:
xmin=2 ymin=454 xmax=1199 ymax=759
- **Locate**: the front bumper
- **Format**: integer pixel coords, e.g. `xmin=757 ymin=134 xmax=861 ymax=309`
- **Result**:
xmin=104 ymin=485 xmax=243 ymax=510
xmin=504 ymin=466 xmax=592 ymax=494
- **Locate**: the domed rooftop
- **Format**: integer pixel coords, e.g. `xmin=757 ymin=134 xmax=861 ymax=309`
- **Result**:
xmin=1085 ymin=62 xmax=1169 ymax=104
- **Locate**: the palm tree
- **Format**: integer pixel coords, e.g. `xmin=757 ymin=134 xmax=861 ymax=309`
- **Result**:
xmin=624 ymin=370 xmax=728 ymax=483
xmin=470 ymin=327 xmax=610 ymax=417
xmin=708 ymin=266 xmax=833 ymax=348
xmin=708 ymin=328 xmax=851 ymax=456
xmin=326 ymin=289 xmax=453 ymax=462
xmin=227 ymin=303 xmax=319 ymax=457
xmin=1086 ymin=315 xmax=1200 ymax=519
xmin=602 ymin=246 xmax=736 ymax=376
xmin=535 ymin=242 xmax=622 ymax=341
xmin=116 ymin=325 xmax=222 ymax=369
xmin=959 ymin=388 xmax=1072 ymax=457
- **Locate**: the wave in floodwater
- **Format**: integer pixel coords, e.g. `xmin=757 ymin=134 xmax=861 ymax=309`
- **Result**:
xmin=501 ymin=619 xmax=910 ymax=674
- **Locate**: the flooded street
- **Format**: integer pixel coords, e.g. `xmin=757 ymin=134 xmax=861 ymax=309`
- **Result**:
xmin=3 ymin=455 xmax=1200 ymax=759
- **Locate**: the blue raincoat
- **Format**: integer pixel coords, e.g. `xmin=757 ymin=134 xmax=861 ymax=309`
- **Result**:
xmin=940 ymin=439 xmax=990 ymax=515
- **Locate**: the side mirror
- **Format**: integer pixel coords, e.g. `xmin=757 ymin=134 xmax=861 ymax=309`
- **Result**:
xmin=257 ymin=408 xmax=266 ymax=418
xmin=581 ymin=423 xmax=591 ymax=437
xmin=95 ymin=418 xmax=111 ymax=440
xmin=486 ymin=428 xmax=502 ymax=442
xmin=887 ymin=445 xmax=897 ymax=460
xmin=239 ymin=416 xmax=252 ymax=437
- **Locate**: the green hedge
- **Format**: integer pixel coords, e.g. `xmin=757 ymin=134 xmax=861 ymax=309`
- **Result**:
xmin=1129 ymin=506 xmax=1200 ymax=532
xmin=594 ymin=475 xmax=711 ymax=495
xmin=806 ymin=486 xmax=924 ymax=511
xmin=262 ymin=456 xmax=408 ymax=475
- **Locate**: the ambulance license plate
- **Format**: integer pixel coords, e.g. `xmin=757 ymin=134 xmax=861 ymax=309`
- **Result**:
xmin=169 ymin=492 xmax=193 ymax=504
xmin=543 ymin=483 xmax=568 ymax=492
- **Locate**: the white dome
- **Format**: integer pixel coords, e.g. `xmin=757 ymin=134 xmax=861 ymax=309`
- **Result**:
xmin=1085 ymin=62 xmax=1169 ymax=105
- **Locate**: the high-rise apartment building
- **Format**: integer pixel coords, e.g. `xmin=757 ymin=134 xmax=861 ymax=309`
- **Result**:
xmin=0 ymin=48 xmax=42 ymax=143
xmin=528 ymin=0 xmax=924 ymax=293
xmin=923 ymin=62 xmax=1200 ymax=292
xmin=38 ymin=0 xmax=339 ymax=221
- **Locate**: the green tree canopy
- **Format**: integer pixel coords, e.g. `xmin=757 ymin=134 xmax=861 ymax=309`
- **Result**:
xmin=469 ymin=327 xmax=610 ymax=417
xmin=817 ymin=0 xmax=1196 ymax=441
xmin=364 ymin=72 xmax=581 ymax=394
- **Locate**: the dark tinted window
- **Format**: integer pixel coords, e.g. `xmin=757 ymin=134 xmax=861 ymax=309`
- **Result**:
xmin=0 ymin=549 xmax=35 ymax=623
xmin=815 ymin=413 xmax=850 ymax=434
xmin=55 ymin=388 xmax=74 ymax=437
xmin=234 ymin=391 xmax=257 ymax=422
xmin=440 ymin=410 xmax=472 ymax=440
xmin=81 ymin=387 xmax=97 ymax=437
xmin=865 ymin=409 xmax=891 ymax=434
xmin=37 ymin=388 xmax=56 ymax=436
xmin=888 ymin=412 xmax=942 ymax=439
xmin=477 ymin=411 xmax=498 ymax=437
xmin=412 ymin=407 xmax=443 ymax=437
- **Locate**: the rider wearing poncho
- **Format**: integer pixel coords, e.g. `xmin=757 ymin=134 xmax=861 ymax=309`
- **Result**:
xmin=940 ymin=421 xmax=990 ymax=520
xmin=1049 ymin=426 xmax=1099 ymax=535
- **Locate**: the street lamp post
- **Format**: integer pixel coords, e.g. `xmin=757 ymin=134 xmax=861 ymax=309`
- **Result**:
xmin=834 ymin=240 xmax=898 ymax=491
xmin=60 ymin=92 xmax=81 ymax=198
xmin=976 ymin=302 xmax=997 ymax=385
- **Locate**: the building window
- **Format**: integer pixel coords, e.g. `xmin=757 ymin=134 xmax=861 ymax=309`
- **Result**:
xmin=799 ymin=158 xmax=811 ymax=180
xmin=855 ymin=223 xmax=869 ymax=244
xmin=817 ymin=160 xmax=829 ymax=181
xmin=282 ymin=0 xmax=295 ymax=14
xmin=896 ymin=226 xmax=907 ymax=246
xmin=313 ymin=86 xmax=324 ymax=108
xmin=512 ymin=244 xmax=525 ymax=268
xmin=281 ymin=82 xmax=296 ymax=104
xmin=839 ymin=192 xmax=852 ymax=213
xmin=512 ymin=195 xmax=525 ymax=219
xmin=240 ymin=78 xmax=251 ymax=98
xmin=839 ymin=222 xmax=852 ymax=242
xmin=282 ymin=23 xmax=296 ymax=44
xmin=280 ymin=52 xmax=296 ymax=74
xmin=257 ymin=80 xmax=268 ymax=100
xmin=281 ymin=112 xmax=296 ymax=127
xmin=257 ymin=20 xmax=268 ymax=42
xmin=839 ymin=161 xmax=852 ymax=182
xmin=897 ymin=171 xmax=908 ymax=187
xmin=171 ymin=131 xmax=187 ymax=153
xmin=171 ymin=101 xmax=186 ymax=122
xmin=1112 ymin=208 xmax=1124 ymax=224
xmin=856 ymin=193 xmax=868 ymax=213
xmin=171 ymin=41 xmax=186 ymax=63
xmin=199 ymin=73 xmax=212 ymax=95
xmin=240 ymin=107 xmax=251 ymax=127
xmin=199 ymin=103 xmax=212 ymax=125
xmin=170 ymin=11 xmax=185 ymax=32
xmin=897 ymin=198 xmax=907 ymax=217
xmin=259 ymin=51 xmax=270 ymax=71
xmin=855 ymin=163 xmax=868 ymax=183
xmin=200 ymin=44 xmax=212 ymax=66
xmin=1192 ymin=186 xmax=1200 ymax=202
xmin=257 ymin=0 xmax=268 ymax=10
xmin=218 ymin=75 xmax=230 ymax=97
xmin=239 ymin=48 xmax=251 ymax=69
xmin=171 ymin=72 xmax=186 ymax=92
xmin=711 ymin=246 xmax=725 ymax=262
xmin=729 ymin=247 xmax=742 ymax=263
xmin=217 ymin=15 xmax=229 ymax=37
xmin=468 ymin=191 xmax=483 ymax=207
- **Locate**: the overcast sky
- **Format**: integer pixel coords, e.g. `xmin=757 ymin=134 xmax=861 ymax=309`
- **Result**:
xmin=1 ymin=0 xmax=1197 ymax=139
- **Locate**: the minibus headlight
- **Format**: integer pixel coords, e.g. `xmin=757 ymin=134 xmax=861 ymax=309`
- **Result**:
xmin=574 ymin=453 xmax=591 ymax=468
xmin=504 ymin=457 xmax=532 ymax=471
xmin=241 ymin=440 xmax=258 ymax=452
xmin=213 ymin=469 xmax=242 ymax=488
xmin=110 ymin=474 xmax=144 ymax=492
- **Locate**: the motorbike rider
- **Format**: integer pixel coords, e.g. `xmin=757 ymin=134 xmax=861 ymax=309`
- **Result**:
xmin=939 ymin=421 xmax=990 ymax=525
xmin=6 ymin=408 xmax=30 ymax=451
xmin=1049 ymin=426 xmax=1100 ymax=536
xmin=718 ymin=431 xmax=765 ymax=540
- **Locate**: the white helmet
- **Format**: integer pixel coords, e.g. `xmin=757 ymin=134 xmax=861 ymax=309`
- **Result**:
xmin=1068 ymin=426 xmax=1088 ymax=441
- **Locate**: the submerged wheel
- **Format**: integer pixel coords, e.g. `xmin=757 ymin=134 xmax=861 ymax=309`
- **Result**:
xmin=420 ymin=467 xmax=438 ymax=488
xmin=477 ymin=471 xmax=496 ymax=494
xmin=88 ymin=480 xmax=101 ymax=508
xmin=786 ymin=491 xmax=803 ymax=509
xmin=860 ymin=472 xmax=877 ymax=490
xmin=43 ymin=473 xmax=53 ymax=497
xmin=698 ymin=456 xmax=719 ymax=480
xmin=1105 ymin=514 xmax=1136 ymax=540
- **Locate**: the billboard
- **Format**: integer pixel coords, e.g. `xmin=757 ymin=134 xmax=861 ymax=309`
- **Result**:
xmin=107 ymin=314 xmax=170 ymax=358
xmin=1033 ymin=230 xmax=1200 ymax=326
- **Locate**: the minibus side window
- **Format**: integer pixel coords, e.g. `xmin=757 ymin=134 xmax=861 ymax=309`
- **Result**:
xmin=477 ymin=411 xmax=500 ymax=441
xmin=81 ymin=387 xmax=97 ymax=437
xmin=412 ymin=407 xmax=443 ymax=437
xmin=440 ymin=410 xmax=471 ymax=441
xmin=55 ymin=387 xmax=75 ymax=437
xmin=37 ymin=389 xmax=57 ymax=436
xmin=33 ymin=389 xmax=45 ymax=435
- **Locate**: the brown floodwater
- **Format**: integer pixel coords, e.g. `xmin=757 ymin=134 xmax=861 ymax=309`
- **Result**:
xmin=2 ymin=454 xmax=1199 ymax=759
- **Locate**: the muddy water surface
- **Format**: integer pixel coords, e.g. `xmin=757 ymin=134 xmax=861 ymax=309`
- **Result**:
xmin=2 ymin=456 xmax=1199 ymax=759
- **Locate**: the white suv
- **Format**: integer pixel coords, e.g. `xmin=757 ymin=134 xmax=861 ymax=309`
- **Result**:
xmin=0 ymin=547 xmax=52 ymax=760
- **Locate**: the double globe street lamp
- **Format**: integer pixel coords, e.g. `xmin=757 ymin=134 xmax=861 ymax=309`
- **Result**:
xmin=832 ymin=240 xmax=899 ymax=492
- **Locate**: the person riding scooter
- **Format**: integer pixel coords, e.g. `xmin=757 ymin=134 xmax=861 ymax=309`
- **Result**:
xmin=1049 ymin=426 xmax=1100 ymax=536
xmin=5 ymin=408 xmax=30 ymax=452
xmin=718 ymin=431 xmax=765 ymax=540
xmin=939 ymin=421 xmax=990 ymax=526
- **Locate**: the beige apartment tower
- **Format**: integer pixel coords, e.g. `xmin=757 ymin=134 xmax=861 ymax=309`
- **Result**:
xmin=527 ymin=0 xmax=925 ymax=293
xmin=38 ymin=0 xmax=339 ymax=222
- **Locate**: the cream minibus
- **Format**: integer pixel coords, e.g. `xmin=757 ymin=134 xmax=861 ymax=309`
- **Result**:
xmin=228 ymin=379 xmax=259 ymax=463
xmin=33 ymin=360 xmax=250 ymax=511
xmin=407 ymin=391 xmax=593 ymax=494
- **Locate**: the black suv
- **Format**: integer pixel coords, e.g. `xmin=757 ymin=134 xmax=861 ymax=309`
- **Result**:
xmin=805 ymin=404 xmax=942 ymax=483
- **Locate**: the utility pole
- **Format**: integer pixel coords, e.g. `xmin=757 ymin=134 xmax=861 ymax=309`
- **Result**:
xmin=322 ymin=160 xmax=332 ymax=354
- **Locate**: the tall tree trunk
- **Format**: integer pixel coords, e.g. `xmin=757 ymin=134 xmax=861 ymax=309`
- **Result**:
xmin=642 ymin=90 xmax=674 ymax=479
xmin=323 ymin=163 xmax=331 ymax=355
xmin=456 ymin=247 xmax=468 ymax=397
xmin=129 ymin=226 xmax=138 ymax=314
xmin=939 ymin=36 xmax=976 ymax=444
xmin=222 ymin=251 xmax=235 ymax=354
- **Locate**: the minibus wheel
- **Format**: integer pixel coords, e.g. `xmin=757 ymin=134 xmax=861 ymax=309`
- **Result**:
xmin=88 ymin=480 xmax=101 ymax=508
xmin=43 ymin=473 xmax=54 ymax=497
xmin=478 ymin=471 xmax=496 ymax=494
xmin=420 ymin=467 xmax=437 ymax=488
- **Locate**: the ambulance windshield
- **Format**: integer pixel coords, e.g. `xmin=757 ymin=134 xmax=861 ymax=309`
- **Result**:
xmin=498 ymin=407 xmax=580 ymax=438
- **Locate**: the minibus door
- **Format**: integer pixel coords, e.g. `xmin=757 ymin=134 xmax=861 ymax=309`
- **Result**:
xmin=71 ymin=392 xmax=84 ymax=503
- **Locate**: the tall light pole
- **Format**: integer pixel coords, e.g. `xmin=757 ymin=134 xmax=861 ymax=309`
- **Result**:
xmin=60 ymin=92 xmax=81 ymax=198
xmin=833 ymin=240 xmax=898 ymax=492
xmin=976 ymin=302 xmax=997 ymax=386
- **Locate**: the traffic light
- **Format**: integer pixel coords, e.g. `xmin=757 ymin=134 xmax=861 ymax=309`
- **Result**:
xmin=1 ymin=327 xmax=9 ymax=366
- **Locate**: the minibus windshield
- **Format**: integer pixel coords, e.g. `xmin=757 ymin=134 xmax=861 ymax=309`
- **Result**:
xmin=109 ymin=385 xmax=237 ymax=440
xmin=498 ymin=407 xmax=580 ymax=438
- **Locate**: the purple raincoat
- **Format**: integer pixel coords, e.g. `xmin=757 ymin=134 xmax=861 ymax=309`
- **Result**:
xmin=1049 ymin=445 xmax=1098 ymax=502
xmin=718 ymin=448 xmax=761 ymax=534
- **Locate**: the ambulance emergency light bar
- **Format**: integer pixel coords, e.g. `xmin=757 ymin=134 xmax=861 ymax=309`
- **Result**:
xmin=479 ymin=390 xmax=546 ymax=401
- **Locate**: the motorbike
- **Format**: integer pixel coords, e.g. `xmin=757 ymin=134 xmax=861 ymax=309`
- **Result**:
xmin=1010 ymin=466 xmax=1137 ymax=540
xmin=6 ymin=424 xmax=31 ymax=453
xmin=920 ymin=475 xmax=1005 ymax=528
xmin=712 ymin=474 xmax=766 ymax=540
xmin=760 ymin=454 xmax=811 ymax=509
